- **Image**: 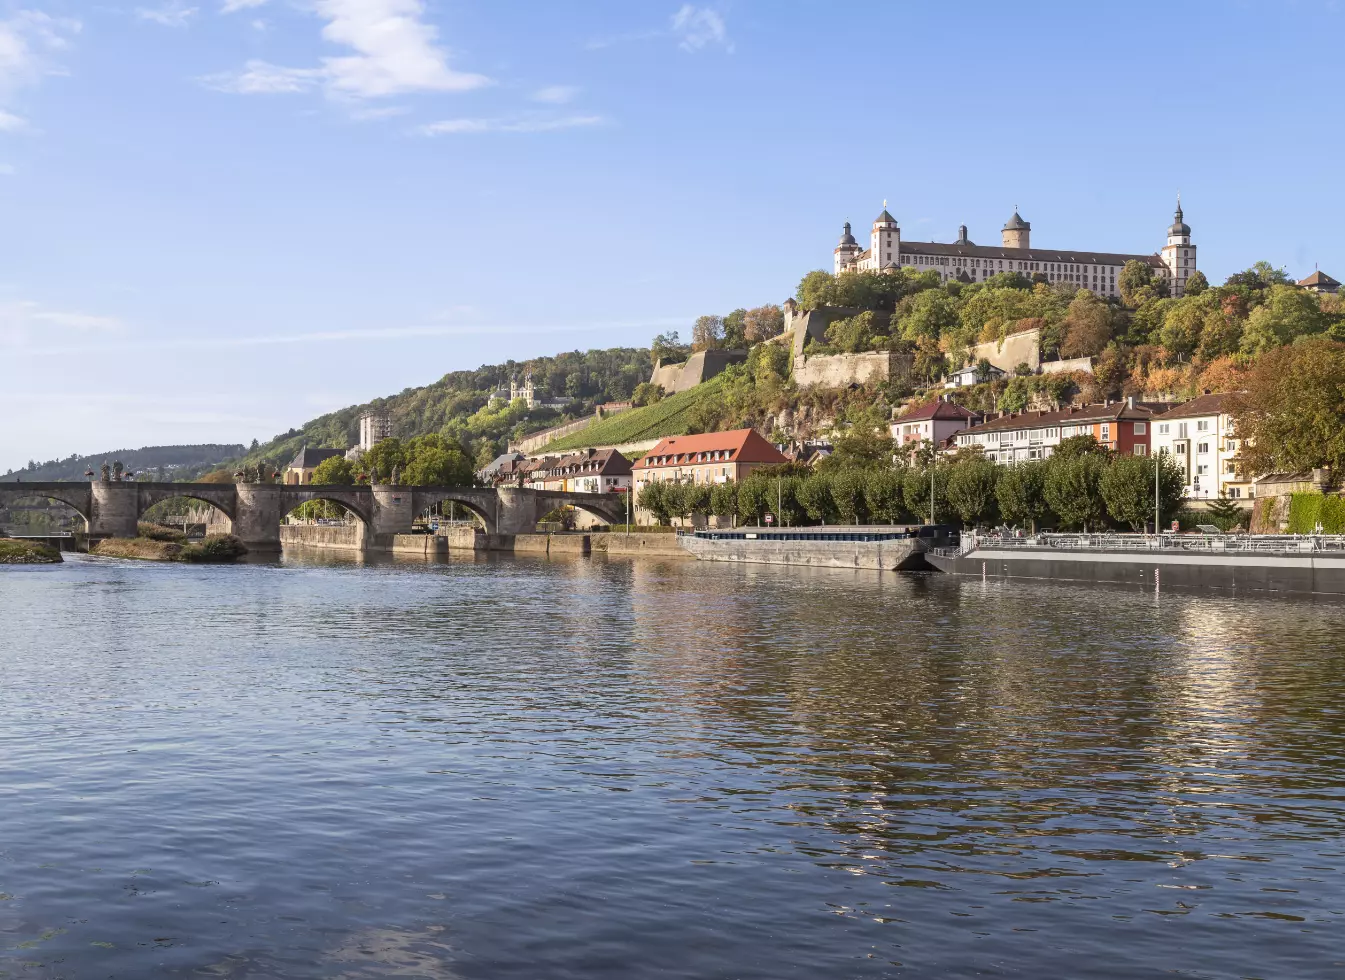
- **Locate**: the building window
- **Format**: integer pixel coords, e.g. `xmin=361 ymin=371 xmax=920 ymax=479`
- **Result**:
xmin=1197 ymin=420 xmax=1209 ymax=432
xmin=1158 ymin=423 xmax=1169 ymax=435
xmin=1134 ymin=445 xmax=1147 ymax=456
xmin=1134 ymin=422 xmax=1146 ymax=435
xmin=1198 ymin=442 xmax=1209 ymax=454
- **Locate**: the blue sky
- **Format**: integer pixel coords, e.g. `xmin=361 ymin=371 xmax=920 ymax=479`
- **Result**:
xmin=1 ymin=0 xmax=1341 ymax=471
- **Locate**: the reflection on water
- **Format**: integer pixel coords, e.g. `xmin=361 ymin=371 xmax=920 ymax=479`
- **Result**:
xmin=1 ymin=552 xmax=1343 ymax=978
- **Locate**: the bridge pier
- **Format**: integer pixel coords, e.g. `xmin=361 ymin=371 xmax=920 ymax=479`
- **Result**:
xmin=371 ymin=485 xmax=416 ymax=536
xmin=89 ymin=481 xmax=140 ymax=541
xmin=496 ymin=488 xmax=540 ymax=534
xmin=234 ymin=484 xmax=283 ymax=552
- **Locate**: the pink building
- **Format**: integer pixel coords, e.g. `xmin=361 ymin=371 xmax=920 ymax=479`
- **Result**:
xmin=891 ymin=400 xmax=980 ymax=448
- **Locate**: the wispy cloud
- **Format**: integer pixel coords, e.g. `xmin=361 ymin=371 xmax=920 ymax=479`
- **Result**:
xmin=137 ymin=2 xmax=199 ymax=28
xmin=586 ymin=6 xmax=730 ymax=53
xmin=671 ymin=5 xmax=730 ymax=52
xmin=14 ymin=318 xmax=686 ymax=357
xmin=0 ymin=11 xmax=82 ymax=130
xmin=417 ymin=113 xmax=605 ymax=136
xmin=220 ymin=0 xmax=269 ymax=12
xmin=349 ymin=104 xmax=410 ymax=122
xmin=0 ymin=300 xmax=123 ymax=348
xmin=531 ymin=84 xmax=578 ymax=104
xmin=204 ymin=0 xmax=490 ymax=102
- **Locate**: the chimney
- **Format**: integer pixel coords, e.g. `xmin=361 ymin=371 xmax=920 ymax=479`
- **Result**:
xmin=1127 ymin=396 xmax=1134 ymax=409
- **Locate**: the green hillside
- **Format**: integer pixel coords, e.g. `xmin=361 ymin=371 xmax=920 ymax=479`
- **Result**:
xmin=3 ymin=445 xmax=245 ymax=483
xmin=238 ymin=347 xmax=651 ymax=473
xmin=544 ymin=376 xmax=729 ymax=452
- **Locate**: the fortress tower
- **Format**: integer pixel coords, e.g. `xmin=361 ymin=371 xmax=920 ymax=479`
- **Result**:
xmin=1001 ymin=209 xmax=1031 ymax=249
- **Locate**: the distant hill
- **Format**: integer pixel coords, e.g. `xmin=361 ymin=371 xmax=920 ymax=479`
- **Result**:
xmin=238 ymin=347 xmax=652 ymax=472
xmin=2 ymin=445 xmax=245 ymax=483
xmin=543 ymin=376 xmax=728 ymax=453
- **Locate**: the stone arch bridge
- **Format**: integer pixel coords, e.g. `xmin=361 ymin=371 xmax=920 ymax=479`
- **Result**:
xmin=0 ymin=482 xmax=627 ymax=551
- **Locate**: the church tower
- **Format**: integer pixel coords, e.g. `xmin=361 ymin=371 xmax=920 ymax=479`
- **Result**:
xmin=870 ymin=205 xmax=900 ymax=270
xmin=1161 ymin=197 xmax=1196 ymax=297
xmin=833 ymin=222 xmax=862 ymax=274
xmin=1001 ymin=209 xmax=1030 ymax=249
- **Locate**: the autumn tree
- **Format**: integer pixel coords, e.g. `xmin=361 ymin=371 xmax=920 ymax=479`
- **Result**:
xmin=1239 ymin=284 xmax=1327 ymax=355
xmin=1184 ymin=270 xmax=1209 ymax=296
xmin=1060 ymin=291 xmax=1114 ymax=358
xmin=692 ymin=315 xmax=726 ymax=351
xmin=1232 ymin=338 xmax=1345 ymax=477
xmin=743 ymin=304 xmax=785 ymax=343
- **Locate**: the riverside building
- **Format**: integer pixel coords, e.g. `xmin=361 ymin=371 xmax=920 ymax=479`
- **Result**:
xmin=953 ymin=400 xmax=1160 ymax=463
xmin=1149 ymin=393 xmax=1253 ymax=500
xmin=833 ymin=200 xmax=1199 ymax=299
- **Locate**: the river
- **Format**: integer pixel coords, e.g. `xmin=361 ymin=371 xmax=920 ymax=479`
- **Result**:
xmin=2 ymin=552 xmax=1343 ymax=978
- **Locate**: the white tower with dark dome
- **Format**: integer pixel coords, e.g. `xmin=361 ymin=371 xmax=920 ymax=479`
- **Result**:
xmin=1161 ymin=197 xmax=1196 ymax=297
xmin=833 ymin=221 xmax=862 ymax=274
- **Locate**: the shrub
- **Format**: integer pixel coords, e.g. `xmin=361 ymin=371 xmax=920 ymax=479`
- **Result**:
xmin=138 ymin=522 xmax=187 ymax=543
xmin=177 ymin=535 xmax=248 ymax=563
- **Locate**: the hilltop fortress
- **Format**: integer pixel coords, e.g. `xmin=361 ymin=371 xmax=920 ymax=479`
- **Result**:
xmin=832 ymin=200 xmax=1198 ymax=300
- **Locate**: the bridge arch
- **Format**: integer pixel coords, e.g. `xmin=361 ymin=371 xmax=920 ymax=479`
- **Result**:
xmin=0 ymin=486 xmax=91 ymax=529
xmin=137 ymin=485 xmax=237 ymax=523
xmin=410 ymin=489 xmax=497 ymax=533
xmin=536 ymin=491 xmax=627 ymax=529
xmin=281 ymin=489 xmax=374 ymax=527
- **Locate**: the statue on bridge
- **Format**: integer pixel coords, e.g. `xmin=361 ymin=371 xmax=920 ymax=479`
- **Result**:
xmin=100 ymin=463 xmax=111 ymax=482
xmin=391 ymin=464 xmax=401 ymax=487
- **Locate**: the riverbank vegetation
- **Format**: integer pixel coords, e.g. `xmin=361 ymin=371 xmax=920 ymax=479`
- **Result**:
xmin=93 ymin=533 xmax=248 ymax=563
xmin=639 ymin=428 xmax=1189 ymax=532
xmin=0 ymin=538 xmax=62 ymax=563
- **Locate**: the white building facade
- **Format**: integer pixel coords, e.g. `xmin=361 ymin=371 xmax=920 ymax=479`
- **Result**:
xmin=833 ymin=202 xmax=1196 ymax=300
xmin=1150 ymin=393 xmax=1253 ymax=500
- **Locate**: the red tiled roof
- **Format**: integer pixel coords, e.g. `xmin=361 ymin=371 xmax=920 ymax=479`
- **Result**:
xmin=897 ymin=400 xmax=978 ymax=423
xmin=634 ymin=428 xmax=788 ymax=469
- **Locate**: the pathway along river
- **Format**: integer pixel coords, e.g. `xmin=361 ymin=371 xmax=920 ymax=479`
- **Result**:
xmin=2 ymin=552 xmax=1343 ymax=978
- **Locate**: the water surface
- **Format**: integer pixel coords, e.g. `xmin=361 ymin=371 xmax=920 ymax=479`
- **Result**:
xmin=2 ymin=552 xmax=1343 ymax=978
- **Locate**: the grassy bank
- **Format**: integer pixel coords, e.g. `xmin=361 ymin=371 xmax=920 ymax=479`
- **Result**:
xmin=93 ymin=534 xmax=248 ymax=563
xmin=0 ymin=539 xmax=63 ymax=564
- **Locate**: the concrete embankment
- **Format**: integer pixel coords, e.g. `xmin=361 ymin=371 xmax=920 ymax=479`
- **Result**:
xmin=930 ymin=547 xmax=1345 ymax=597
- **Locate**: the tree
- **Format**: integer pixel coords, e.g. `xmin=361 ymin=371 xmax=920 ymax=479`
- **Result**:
xmin=1119 ymin=260 xmax=1157 ymax=307
xmin=902 ymin=465 xmax=952 ymax=524
xmin=797 ymin=270 xmax=834 ymax=310
xmin=945 ymin=460 xmax=1000 ymax=527
xmin=362 ymin=438 xmax=407 ymax=483
xmin=736 ymin=478 xmax=772 ymax=524
xmin=1052 ymin=434 xmax=1110 ymax=460
xmin=743 ymin=304 xmax=785 ymax=343
xmin=1101 ymin=453 xmax=1184 ymax=531
xmin=1205 ymin=490 xmax=1247 ymax=532
xmin=795 ymin=473 xmax=835 ymax=524
xmin=1044 ymin=454 xmax=1108 ymax=530
xmin=996 ymin=461 xmax=1052 ymax=531
xmin=311 ymin=455 xmax=355 ymax=485
xmin=1060 ymin=291 xmax=1113 ymax=358
xmin=1196 ymin=310 xmax=1242 ymax=361
xmin=632 ymin=382 xmax=664 ymax=407
xmin=1232 ymin=338 xmax=1345 ymax=477
xmin=1240 ymin=284 xmax=1327 ymax=355
xmin=826 ymin=411 xmax=895 ymax=469
xmin=830 ymin=469 xmax=867 ymax=524
xmin=897 ymin=290 xmax=960 ymax=343
xmin=403 ymin=446 xmax=473 ymax=486
xmin=651 ymin=331 xmax=690 ymax=365
xmin=638 ymin=481 xmax=674 ymax=525
xmin=826 ymin=311 xmax=886 ymax=353
xmin=863 ymin=468 xmax=906 ymax=523
xmin=722 ymin=309 xmax=747 ymax=348
xmin=1158 ymin=298 xmax=1207 ymax=360
xmin=692 ymin=315 xmax=725 ymax=351
xmin=1184 ymin=270 xmax=1209 ymax=296
xmin=565 ymin=373 xmax=583 ymax=399
xmin=710 ymin=482 xmax=738 ymax=519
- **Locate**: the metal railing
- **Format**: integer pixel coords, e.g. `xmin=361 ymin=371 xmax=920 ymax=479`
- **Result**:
xmin=966 ymin=532 xmax=1345 ymax=556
